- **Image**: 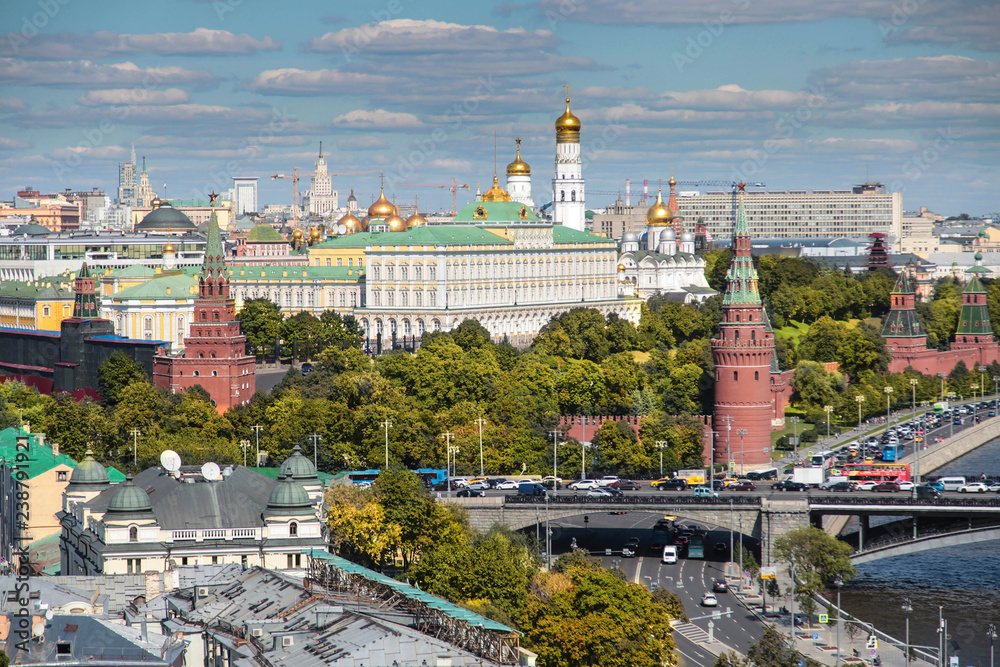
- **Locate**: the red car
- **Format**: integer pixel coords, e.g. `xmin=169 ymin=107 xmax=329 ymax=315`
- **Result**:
xmin=728 ymin=481 xmax=756 ymax=491
xmin=610 ymin=479 xmax=641 ymax=491
xmin=873 ymin=481 xmax=901 ymax=493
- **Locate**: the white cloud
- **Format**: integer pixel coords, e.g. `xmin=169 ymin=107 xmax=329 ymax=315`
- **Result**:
xmin=332 ymin=109 xmax=424 ymax=129
xmin=337 ymin=136 xmax=388 ymax=150
xmin=241 ymin=68 xmax=393 ymax=95
xmin=812 ymin=55 xmax=1000 ymax=103
xmin=0 ymin=137 xmax=30 ymax=150
xmin=429 ymin=158 xmax=473 ymax=171
xmin=810 ymin=137 xmax=919 ymax=153
xmin=0 ymin=59 xmax=217 ymax=88
xmin=305 ymin=19 xmax=556 ymax=53
xmin=0 ymin=28 xmax=280 ymax=58
xmin=48 ymin=145 xmax=128 ymax=160
xmin=76 ymin=88 xmax=191 ymax=106
xmin=659 ymin=85 xmax=825 ymax=110
xmin=0 ymin=98 xmax=27 ymax=112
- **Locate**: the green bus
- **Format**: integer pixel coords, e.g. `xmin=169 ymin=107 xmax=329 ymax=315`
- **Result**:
xmin=687 ymin=535 xmax=705 ymax=559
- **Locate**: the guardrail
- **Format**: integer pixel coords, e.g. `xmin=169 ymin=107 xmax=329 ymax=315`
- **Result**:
xmin=857 ymin=522 xmax=1000 ymax=554
xmin=808 ymin=494 xmax=1000 ymax=507
xmin=502 ymin=494 xmax=763 ymax=506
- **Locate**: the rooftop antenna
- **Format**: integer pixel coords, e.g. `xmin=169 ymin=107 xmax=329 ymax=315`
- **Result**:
xmin=319 ymin=140 xmax=323 ymax=158
xmin=201 ymin=461 xmax=221 ymax=482
xmin=494 ymin=129 xmax=498 ymax=177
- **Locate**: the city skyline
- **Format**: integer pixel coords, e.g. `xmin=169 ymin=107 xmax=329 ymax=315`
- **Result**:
xmin=0 ymin=0 xmax=996 ymax=216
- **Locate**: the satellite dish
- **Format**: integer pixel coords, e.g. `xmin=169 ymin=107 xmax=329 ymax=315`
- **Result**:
xmin=44 ymin=609 xmax=53 ymax=620
xmin=337 ymin=224 xmax=347 ymax=235
xmin=201 ymin=462 xmax=221 ymax=482
xmin=32 ymin=622 xmax=44 ymax=637
xmin=160 ymin=450 xmax=182 ymax=472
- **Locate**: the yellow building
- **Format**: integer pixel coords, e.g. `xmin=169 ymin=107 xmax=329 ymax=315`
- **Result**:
xmin=0 ymin=277 xmax=75 ymax=331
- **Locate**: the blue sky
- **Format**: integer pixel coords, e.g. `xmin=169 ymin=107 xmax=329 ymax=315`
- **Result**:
xmin=0 ymin=0 xmax=997 ymax=216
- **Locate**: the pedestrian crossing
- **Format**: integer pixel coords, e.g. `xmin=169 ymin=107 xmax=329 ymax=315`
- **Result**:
xmin=673 ymin=622 xmax=712 ymax=644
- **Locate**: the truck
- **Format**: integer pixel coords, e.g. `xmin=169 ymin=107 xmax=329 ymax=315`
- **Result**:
xmin=676 ymin=468 xmax=707 ymax=485
xmin=792 ymin=466 xmax=825 ymax=487
xmin=933 ymin=401 xmax=949 ymax=413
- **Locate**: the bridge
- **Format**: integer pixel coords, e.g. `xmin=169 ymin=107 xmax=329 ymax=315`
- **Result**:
xmin=454 ymin=494 xmax=1000 ymax=565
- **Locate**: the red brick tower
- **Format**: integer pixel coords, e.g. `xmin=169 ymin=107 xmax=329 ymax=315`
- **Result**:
xmin=154 ymin=196 xmax=255 ymax=412
xmin=711 ymin=186 xmax=774 ymax=470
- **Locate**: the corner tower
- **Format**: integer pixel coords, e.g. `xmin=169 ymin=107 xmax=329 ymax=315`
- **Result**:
xmin=551 ymin=87 xmax=585 ymax=232
xmin=710 ymin=186 xmax=775 ymax=469
xmin=953 ymin=252 xmax=994 ymax=347
xmin=881 ymin=269 xmax=927 ymax=355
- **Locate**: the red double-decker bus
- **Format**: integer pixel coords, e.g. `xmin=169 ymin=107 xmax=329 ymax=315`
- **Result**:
xmin=838 ymin=462 xmax=910 ymax=482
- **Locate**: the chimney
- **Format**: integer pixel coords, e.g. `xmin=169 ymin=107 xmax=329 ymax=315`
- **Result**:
xmin=50 ymin=439 xmax=58 ymax=457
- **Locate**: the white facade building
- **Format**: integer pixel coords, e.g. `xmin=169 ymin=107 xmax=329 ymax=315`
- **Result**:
xmin=231 ymin=177 xmax=259 ymax=216
xmin=302 ymin=142 xmax=339 ymax=216
xmin=505 ymin=137 xmax=535 ymax=210
xmin=551 ymin=93 xmax=586 ymax=232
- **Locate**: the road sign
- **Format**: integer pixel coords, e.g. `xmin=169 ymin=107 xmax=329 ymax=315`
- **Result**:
xmin=870 ymin=649 xmax=877 ymax=657
xmin=949 ymin=658 xmax=958 ymax=667
xmin=812 ymin=633 xmax=819 ymax=640
xmin=818 ymin=614 xmax=829 ymax=624
xmin=867 ymin=635 xmax=878 ymax=650
xmin=760 ymin=566 xmax=777 ymax=579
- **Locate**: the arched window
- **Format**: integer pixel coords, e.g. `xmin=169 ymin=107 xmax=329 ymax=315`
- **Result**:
xmin=733 ymin=371 xmax=738 ymax=381
xmin=289 ymin=522 xmax=298 ymax=536
xmin=571 ymin=190 xmax=576 ymax=201
xmin=755 ymin=371 xmax=759 ymax=381
xmin=751 ymin=330 xmax=756 ymax=341
xmin=735 ymin=330 xmax=740 ymax=341
xmin=129 ymin=526 xmax=137 ymax=542
xmin=560 ymin=190 xmax=565 ymax=201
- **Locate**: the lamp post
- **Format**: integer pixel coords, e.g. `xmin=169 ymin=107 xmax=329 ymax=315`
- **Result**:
xmin=994 ymin=375 xmax=1000 ymax=402
xmin=251 ymin=424 xmax=264 ymax=467
xmin=824 ymin=405 xmax=833 ymax=440
xmin=988 ymin=622 xmax=997 ymax=667
xmin=129 ymin=428 xmax=140 ymax=466
xmin=581 ymin=442 xmax=592 ymax=480
xmin=884 ymin=386 xmax=893 ymax=426
xmin=380 ymin=419 xmax=392 ymax=468
xmin=938 ymin=372 xmax=946 ymax=401
xmin=737 ymin=428 xmax=748 ymax=475
xmin=580 ymin=416 xmax=589 ymax=481
xmin=474 ymin=417 xmax=487 ymax=476
xmin=947 ymin=391 xmax=956 ymax=438
xmin=309 ymin=433 xmax=321 ymax=469
xmin=981 ymin=368 xmax=986 ymax=400
xmin=855 ymin=395 xmax=865 ymax=444
xmin=655 ymin=440 xmax=668 ymax=477
xmin=902 ymin=597 xmax=913 ymax=667
xmin=548 ymin=429 xmax=560 ymax=491
xmin=834 ymin=576 xmax=843 ymax=667
xmin=441 ymin=432 xmax=455 ymax=497
xmin=790 ymin=416 xmax=800 ymax=463
xmin=240 ymin=439 xmax=250 ymax=467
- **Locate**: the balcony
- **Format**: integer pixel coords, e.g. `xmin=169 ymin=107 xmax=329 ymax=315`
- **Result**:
xmin=168 ymin=527 xmax=260 ymax=542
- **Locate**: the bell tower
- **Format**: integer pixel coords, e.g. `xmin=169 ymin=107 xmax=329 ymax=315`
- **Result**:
xmin=710 ymin=186 xmax=775 ymax=470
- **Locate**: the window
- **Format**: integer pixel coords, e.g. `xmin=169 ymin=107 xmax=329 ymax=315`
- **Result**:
xmin=289 ymin=522 xmax=298 ymax=536
xmin=182 ymin=557 xmax=189 ymax=566
xmin=212 ymin=556 xmax=218 ymax=564
xmin=734 ymin=371 xmax=738 ymax=381
xmin=129 ymin=526 xmax=138 ymax=542
xmin=337 ymin=258 xmax=342 ymax=266
xmin=571 ymin=190 xmax=576 ymax=201
xmin=560 ymin=190 xmax=565 ymax=201
xmin=326 ymin=258 xmax=331 ymax=266
xmin=57 ymin=470 xmax=67 ymax=481
xmin=43 ymin=305 xmax=50 ymax=317
xmin=755 ymin=371 xmax=759 ymax=381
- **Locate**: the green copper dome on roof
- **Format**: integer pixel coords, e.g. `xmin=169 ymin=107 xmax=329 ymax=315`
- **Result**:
xmin=136 ymin=202 xmax=197 ymax=233
xmin=279 ymin=444 xmax=318 ymax=482
xmin=67 ymin=448 xmax=109 ymax=489
xmin=106 ymin=475 xmax=154 ymax=517
xmin=265 ymin=474 xmax=313 ymax=515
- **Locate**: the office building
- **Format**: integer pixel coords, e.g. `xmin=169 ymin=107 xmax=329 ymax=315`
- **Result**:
xmin=302 ymin=142 xmax=338 ymax=216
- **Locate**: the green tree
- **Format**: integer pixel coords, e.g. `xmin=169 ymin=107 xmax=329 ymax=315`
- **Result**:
xmin=451 ymin=318 xmax=491 ymax=351
xmin=592 ymin=419 xmax=649 ymax=475
xmin=236 ymin=298 xmax=284 ymax=359
xmin=97 ymin=351 xmax=147 ymax=408
xmin=773 ymin=526 xmax=856 ymax=611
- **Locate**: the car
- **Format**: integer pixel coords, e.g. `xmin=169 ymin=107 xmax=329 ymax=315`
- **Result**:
xmin=569 ymin=479 xmax=600 ymax=490
xmin=721 ymin=477 xmax=740 ymax=487
xmin=466 ymin=480 xmax=490 ymax=491
xmin=897 ymin=481 xmax=915 ymax=491
xmin=693 ymin=486 xmax=720 ymax=498
xmin=873 ymin=481 xmax=901 ymax=493
xmin=611 ymin=479 xmax=641 ymax=491
xmin=451 ymin=478 xmax=469 ymax=487
xmin=432 ymin=479 xmax=465 ymax=491
xmin=701 ymin=592 xmax=719 ymax=607
xmin=923 ymin=480 xmax=945 ymax=492
xmin=712 ymin=579 xmax=728 ymax=593
xmin=456 ymin=488 xmax=484 ymax=497
xmin=774 ymin=481 xmax=808 ymax=492
xmin=652 ymin=478 xmax=688 ymax=491
xmin=495 ymin=480 xmax=519 ymax=490
xmin=916 ymin=484 xmax=943 ymax=499
xmin=300 ymin=362 xmax=313 ymax=375
xmin=713 ymin=542 xmax=728 ymax=555
xmin=959 ymin=482 xmax=988 ymax=493
xmin=623 ymin=537 xmax=640 ymax=558
xmin=820 ymin=481 xmax=853 ymax=492
xmin=855 ymin=481 xmax=879 ymax=491
xmin=597 ymin=476 xmax=621 ymax=487
xmin=587 ymin=487 xmax=614 ymax=498
xmin=988 ymin=481 xmax=1000 ymax=492
xmin=541 ymin=476 xmax=563 ymax=490
xmin=729 ymin=481 xmax=756 ymax=491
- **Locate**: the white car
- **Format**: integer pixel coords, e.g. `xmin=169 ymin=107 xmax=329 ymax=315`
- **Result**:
xmin=701 ymin=592 xmax=719 ymax=607
xmin=586 ymin=487 xmax=614 ymax=497
xmin=897 ymin=481 xmax=915 ymax=491
xmin=495 ymin=480 xmax=520 ymax=490
xmin=569 ymin=479 xmax=600 ymax=490
xmin=856 ymin=481 xmax=879 ymax=491
xmin=597 ymin=476 xmax=621 ymax=487
xmin=959 ymin=482 xmax=988 ymax=493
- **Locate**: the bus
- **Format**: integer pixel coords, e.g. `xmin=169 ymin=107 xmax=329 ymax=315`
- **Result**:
xmin=810 ymin=451 xmax=836 ymax=468
xmin=687 ymin=535 xmax=705 ymax=559
xmin=882 ymin=443 xmax=904 ymax=462
xmin=348 ymin=468 xmax=448 ymax=487
xmin=841 ymin=462 xmax=910 ymax=483
xmin=347 ymin=469 xmax=381 ymax=484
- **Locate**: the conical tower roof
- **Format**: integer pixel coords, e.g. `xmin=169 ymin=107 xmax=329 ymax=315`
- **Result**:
xmin=201 ymin=195 xmax=226 ymax=282
xmin=721 ymin=189 xmax=761 ymax=306
xmin=956 ymin=257 xmax=993 ymax=338
xmin=882 ymin=270 xmax=924 ymax=339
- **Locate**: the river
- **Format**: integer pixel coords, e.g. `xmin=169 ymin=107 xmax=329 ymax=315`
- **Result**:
xmin=838 ymin=438 xmax=1000 ymax=666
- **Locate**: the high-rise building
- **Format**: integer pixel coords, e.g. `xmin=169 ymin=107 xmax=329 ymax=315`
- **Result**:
xmin=551 ymin=90 xmax=585 ymax=232
xmin=711 ymin=188 xmax=775 ymax=470
xmin=117 ymin=144 xmax=137 ymax=207
xmin=137 ymin=156 xmax=155 ymax=208
xmin=232 ymin=177 xmax=259 ymax=216
xmin=303 ymin=142 xmax=338 ymax=216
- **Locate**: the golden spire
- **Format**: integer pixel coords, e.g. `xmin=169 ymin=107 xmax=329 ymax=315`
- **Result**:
xmin=481 ymin=173 xmax=512 ymax=202
xmin=506 ymin=136 xmax=531 ymax=176
xmin=555 ymin=84 xmax=581 ymax=139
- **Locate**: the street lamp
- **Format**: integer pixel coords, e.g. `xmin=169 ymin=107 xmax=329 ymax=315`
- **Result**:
xmin=655 ymin=440 xmax=668 ymax=477
xmin=938 ymin=372 xmax=946 ymax=401
xmin=994 ymin=376 xmax=1000 ymax=402
xmin=884 ymin=386 xmax=893 ymax=426
xmin=474 ymin=417 xmax=487 ymax=476
xmin=129 ymin=428 xmax=140 ymax=466
xmin=834 ymin=576 xmax=844 ymax=667
xmin=251 ymin=424 xmax=264 ymax=467
xmin=380 ymin=420 xmax=392 ymax=468
xmin=548 ymin=429 xmax=560 ymax=491
xmin=823 ymin=405 xmax=833 ymax=440
xmin=790 ymin=416 xmax=800 ymax=463
xmin=240 ymin=439 xmax=250 ymax=467
xmin=581 ymin=442 xmax=592 ymax=481
xmin=902 ymin=597 xmax=913 ymax=667
xmin=988 ymin=622 xmax=997 ymax=667
xmin=855 ymin=395 xmax=865 ymax=431
xmin=737 ymin=428 xmax=748 ymax=474
xmin=441 ymin=431 xmax=455 ymax=497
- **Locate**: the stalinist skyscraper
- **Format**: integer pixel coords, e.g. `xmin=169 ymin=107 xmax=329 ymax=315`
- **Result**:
xmin=551 ymin=87 xmax=585 ymax=232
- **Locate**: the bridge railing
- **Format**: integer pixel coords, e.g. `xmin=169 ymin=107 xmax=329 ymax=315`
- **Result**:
xmin=809 ymin=494 xmax=1000 ymax=507
xmin=857 ymin=520 xmax=1000 ymax=554
xmin=502 ymin=494 xmax=762 ymax=506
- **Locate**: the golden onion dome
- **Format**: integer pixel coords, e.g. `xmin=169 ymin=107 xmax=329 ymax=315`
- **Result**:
xmin=367 ymin=187 xmax=396 ymax=219
xmin=481 ymin=173 xmax=512 ymax=202
xmin=163 ymin=239 xmax=176 ymax=254
xmin=555 ymin=93 xmax=581 ymax=135
xmin=150 ymin=196 xmax=162 ymax=210
xmin=646 ymin=189 xmax=674 ymax=226
xmin=506 ymin=138 xmax=530 ymax=176
xmin=359 ymin=215 xmax=372 ymax=232
xmin=617 ymin=263 xmax=625 ymax=272
xmin=338 ymin=211 xmax=360 ymax=234
xmin=292 ymin=228 xmax=303 ymax=240
xmin=406 ymin=204 xmax=427 ymax=228
xmin=385 ymin=212 xmax=407 ymax=232
xmin=309 ymin=227 xmax=320 ymax=239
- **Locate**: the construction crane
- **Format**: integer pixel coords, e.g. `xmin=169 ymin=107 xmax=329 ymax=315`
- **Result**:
xmin=394 ymin=178 xmax=471 ymax=216
xmin=271 ymin=168 xmax=382 ymax=224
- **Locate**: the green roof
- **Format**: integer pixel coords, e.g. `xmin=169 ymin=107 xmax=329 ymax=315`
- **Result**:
xmin=247 ymin=223 xmax=287 ymax=243
xmin=250 ymin=466 xmax=334 ymax=483
xmin=111 ymin=272 xmax=198 ymax=300
xmin=453 ymin=200 xmax=539 ymax=222
xmin=551 ymin=226 xmax=614 ymax=245
xmin=228 ymin=266 xmax=362 ymax=281
xmin=314 ymin=226 xmax=515 ymax=249
xmin=0 ymin=427 xmax=83 ymax=479
xmin=106 ymin=264 xmax=157 ymax=279
xmin=0 ymin=283 xmax=73 ymax=300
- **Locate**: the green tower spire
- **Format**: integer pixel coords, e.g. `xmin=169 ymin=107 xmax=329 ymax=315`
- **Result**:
xmin=881 ymin=271 xmax=924 ymax=338
xmin=72 ymin=262 xmax=100 ymax=319
xmin=201 ymin=191 xmax=226 ymax=282
xmin=722 ymin=187 xmax=761 ymax=306
xmin=956 ymin=253 xmax=993 ymax=338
